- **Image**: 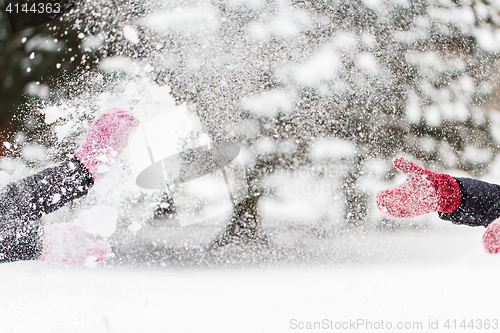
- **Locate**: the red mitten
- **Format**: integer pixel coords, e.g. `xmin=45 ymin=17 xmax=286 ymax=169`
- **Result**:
xmin=42 ymin=224 xmax=111 ymax=266
xmin=483 ymin=218 xmax=500 ymax=254
xmin=74 ymin=108 xmax=139 ymax=180
xmin=376 ymin=157 xmax=462 ymax=219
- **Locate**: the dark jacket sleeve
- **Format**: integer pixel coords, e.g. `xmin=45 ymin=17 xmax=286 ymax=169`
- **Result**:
xmin=0 ymin=157 xmax=94 ymax=263
xmin=438 ymin=177 xmax=500 ymax=227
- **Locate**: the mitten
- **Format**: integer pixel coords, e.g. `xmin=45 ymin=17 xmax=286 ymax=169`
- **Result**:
xmin=41 ymin=223 xmax=111 ymax=266
xmin=376 ymin=157 xmax=462 ymax=219
xmin=74 ymin=108 xmax=139 ymax=180
xmin=483 ymin=218 xmax=500 ymax=254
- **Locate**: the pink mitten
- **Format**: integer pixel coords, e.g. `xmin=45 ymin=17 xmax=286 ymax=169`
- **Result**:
xmin=376 ymin=157 xmax=462 ymax=219
xmin=483 ymin=218 xmax=500 ymax=254
xmin=42 ymin=224 xmax=111 ymax=266
xmin=74 ymin=108 xmax=139 ymax=180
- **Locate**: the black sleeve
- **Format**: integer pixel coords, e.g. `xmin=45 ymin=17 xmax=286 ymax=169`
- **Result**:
xmin=438 ymin=177 xmax=500 ymax=227
xmin=0 ymin=157 xmax=94 ymax=263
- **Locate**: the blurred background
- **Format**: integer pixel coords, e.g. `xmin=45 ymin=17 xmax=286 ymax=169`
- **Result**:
xmin=4 ymin=2 xmax=500 ymax=332
xmin=1 ymin=0 xmax=500 ymax=266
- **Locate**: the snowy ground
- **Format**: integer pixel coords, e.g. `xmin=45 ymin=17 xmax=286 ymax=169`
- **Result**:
xmin=1 ymin=221 xmax=500 ymax=333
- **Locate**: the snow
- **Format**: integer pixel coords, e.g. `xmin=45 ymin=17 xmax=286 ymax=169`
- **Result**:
xmin=241 ymin=90 xmax=295 ymax=117
xmin=260 ymin=166 xmax=344 ymax=226
xmin=73 ymin=206 xmax=118 ymax=238
xmin=489 ymin=112 xmax=500 ymax=146
xmin=463 ymin=146 xmax=493 ymax=164
xmin=309 ymin=139 xmax=355 ymax=161
xmin=357 ymin=53 xmax=378 ymax=75
xmin=424 ymin=106 xmax=442 ymax=126
xmin=140 ymin=6 xmax=219 ymax=34
xmin=439 ymin=143 xmax=459 ymax=167
xmin=51 ymin=193 xmax=61 ymax=204
xmin=260 ymin=197 xmax=327 ymax=223
xmin=127 ymin=104 xmax=202 ymax=180
xmin=175 ymin=173 xmax=234 ymax=226
xmin=362 ymin=0 xmax=381 ymax=11
xmin=25 ymin=82 xmax=50 ymax=99
xmin=24 ymin=35 xmax=64 ymax=52
xmin=268 ymin=7 xmax=312 ymax=38
xmin=429 ymin=7 xmax=475 ymax=28
xmin=54 ymin=123 xmax=73 ymax=141
xmin=82 ymin=34 xmax=105 ymax=52
xmin=5 ymin=0 xmax=500 ymax=330
xmin=474 ymin=28 xmax=500 ymax=52
xmin=255 ymin=138 xmax=277 ymax=154
xmin=123 ymin=25 xmax=139 ymax=45
xmin=289 ymin=46 xmax=340 ymax=86
xmin=98 ymin=57 xmax=143 ymax=75
xmin=2 ymin=225 xmax=500 ymax=333
xmin=440 ymin=102 xmax=468 ymax=121
xmin=225 ymin=0 xmax=266 ymax=10
xmin=475 ymin=1 xmax=490 ymax=20
xmin=21 ymin=145 xmax=47 ymax=161
xmin=333 ymin=32 xmax=358 ymax=51
xmin=406 ymin=92 xmax=421 ymax=123
xmin=419 ymin=136 xmax=437 ymax=154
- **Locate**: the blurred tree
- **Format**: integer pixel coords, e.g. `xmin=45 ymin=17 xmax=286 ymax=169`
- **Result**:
xmin=118 ymin=0 xmax=500 ymax=229
xmin=7 ymin=0 xmax=500 ymax=243
xmin=0 ymin=0 xmax=96 ymax=159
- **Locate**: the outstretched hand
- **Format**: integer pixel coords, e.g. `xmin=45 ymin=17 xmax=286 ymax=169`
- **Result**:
xmin=42 ymin=223 xmax=111 ymax=266
xmin=74 ymin=108 xmax=140 ymax=180
xmin=483 ymin=218 xmax=500 ymax=254
xmin=376 ymin=157 xmax=462 ymax=219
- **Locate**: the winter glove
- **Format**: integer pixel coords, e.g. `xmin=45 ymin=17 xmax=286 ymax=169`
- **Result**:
xmin=41 ymin=223 xmax=111 ymax=266
xmin=74 ymin=108 xmax=139 ymax=180
xmin=376 ymin=157 xmax=462 ymax=219
xmin=483 ymin=218 xmax=500 ymax=254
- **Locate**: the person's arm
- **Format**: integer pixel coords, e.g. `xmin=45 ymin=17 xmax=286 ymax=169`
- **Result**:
xmin=0 ymin=157 xmax=94 ymax=223
xmin=438 ymin=177 xmax=500 ymax=227
xmin=0 ymin=157 xmax=93 ymax=263
xmin=0 ymin=108 xmax=139 ymax=264
xmin=376 ymin=157 xmax=500 ymax=254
